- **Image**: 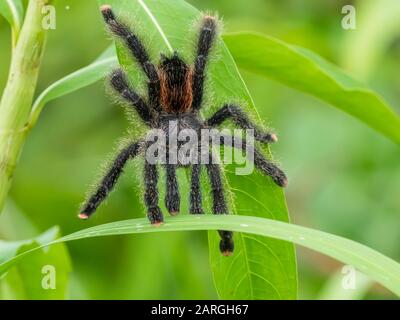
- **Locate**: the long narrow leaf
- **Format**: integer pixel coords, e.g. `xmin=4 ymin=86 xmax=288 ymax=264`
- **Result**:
xmin=0 ymin=215 xmax=399 ymax=297
xmin=224 ymin=32 xmax=400 ymax=145
xmin=29 ymin=47 xmax=118 ymax=126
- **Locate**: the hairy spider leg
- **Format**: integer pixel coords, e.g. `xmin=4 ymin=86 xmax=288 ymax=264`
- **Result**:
xmin=218 ymin=134 xmax=288 ymax=187
xmin=144 ymin=161 xmax=164 ymax=225
xmin=165 ymin=163 xmax=180 ymax=215
xmin=206 ymin=104 xmax=278 ymax=143
xmin=206 ymin=154 xmax=234 ymax=256
xmin=101 ymin=5 xmax=161 ymax=111
xmin=79 ymin=142 xmax=142 ymax=219
xmin=109 ymin=69 xmax=152 ymax=124
xmin=192 ymin=16 xmax=217 ymax=111
xmin=190 ymin=164 xmax=203 ymax=214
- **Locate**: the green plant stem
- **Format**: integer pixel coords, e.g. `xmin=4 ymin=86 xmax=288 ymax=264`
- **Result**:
xmin=0 ymin=0 xmax=50 ymax=212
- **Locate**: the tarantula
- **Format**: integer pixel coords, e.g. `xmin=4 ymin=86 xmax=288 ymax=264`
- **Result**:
xmin=79 ymin=5 xmax=287 ymax=256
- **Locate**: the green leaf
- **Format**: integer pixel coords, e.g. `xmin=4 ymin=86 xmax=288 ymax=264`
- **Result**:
xmin=97 ymin=0 xmax=297 ymax=299
xmin=0 ymin=227 xmax=72 ymax=299
xmin=29 ymin=46 xmax=118 ymax=127
xmin=223 ymin=32 xmax=400 ymax=145
xmin=0 ymin=0 xmax=24 ymax=47
xmin=0 ymin=215 xmax=399 ymax=297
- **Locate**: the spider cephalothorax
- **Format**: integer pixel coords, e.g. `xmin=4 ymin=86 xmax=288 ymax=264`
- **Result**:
xmin=79 ymin=5 xmax=287 ymax=256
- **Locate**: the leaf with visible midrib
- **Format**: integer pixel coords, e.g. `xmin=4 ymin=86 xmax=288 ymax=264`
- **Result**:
xmin=97 ymin=0 xmax=297 ymax=299
xmin=223 ymin=32 xmax=400 ymax=145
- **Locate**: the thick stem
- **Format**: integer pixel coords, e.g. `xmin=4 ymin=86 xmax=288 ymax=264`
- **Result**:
xmin=0 ymin=0 xmax=50 ymax=212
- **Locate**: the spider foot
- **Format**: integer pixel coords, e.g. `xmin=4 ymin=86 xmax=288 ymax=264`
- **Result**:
xmin=219 ymin=230 xmax=234 ymax=256
xmin=273 ymin=171 xmax=288 ymax=188
xmin=100 ymin=5 xmax=114 ymax=22
xmin=169 ymin=211 xmax=180 ymax=216
xmin=259 ymin=133 xmax=278 ymax=143
xmin=78 ymin=212 xmax=90 ymax=220
xmin=166 ymin=198 xmax=180 ymax=216
xmin=148 ymin=207 xmax=164 ymax=226
xmin=78 ymin=205 xmax=95 ymax=220
xmin=219 ymin=238 xmax=234 ymax=256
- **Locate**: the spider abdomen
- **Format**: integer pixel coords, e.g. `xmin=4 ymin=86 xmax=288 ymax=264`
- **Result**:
xmin=158 ymin=53 xmax=193 ymax=113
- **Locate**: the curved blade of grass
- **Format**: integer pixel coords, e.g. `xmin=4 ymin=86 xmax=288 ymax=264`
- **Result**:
xmin=0 ymin=0 xmax=24 ymax=47
xmin=223 ymin=32 xmax=400 ymax=145
xmin=98 ymin=0 xmax=297 ymax=299
xmin=28 ymin=46 xmax=118 ymax=127
xmin=0 ymin=215 xmax=399 ymax=297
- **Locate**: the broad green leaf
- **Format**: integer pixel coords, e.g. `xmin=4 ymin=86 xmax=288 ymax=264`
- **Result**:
xmin=223 ymin=32 xmax=400 ymax=145
xmin=0 ymin=227 xmax=71 ymax=299
xmin=0 ymin=0 xmax=24 ymax=46
xmin=0 ymin=215 xmax=399 ymax=297
xmin=29 ymin=46 xmax=118 ymax=127
xmin=97 ymin=0 xmax=297 ymax=299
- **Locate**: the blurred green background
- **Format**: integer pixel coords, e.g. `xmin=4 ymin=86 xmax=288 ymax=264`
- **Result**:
xmin=0 ymin=0 xmax=399 ymax=299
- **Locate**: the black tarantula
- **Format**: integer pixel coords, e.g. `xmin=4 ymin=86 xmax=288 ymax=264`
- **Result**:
xmin=79 ymin=5 xmax=287 ymax=256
